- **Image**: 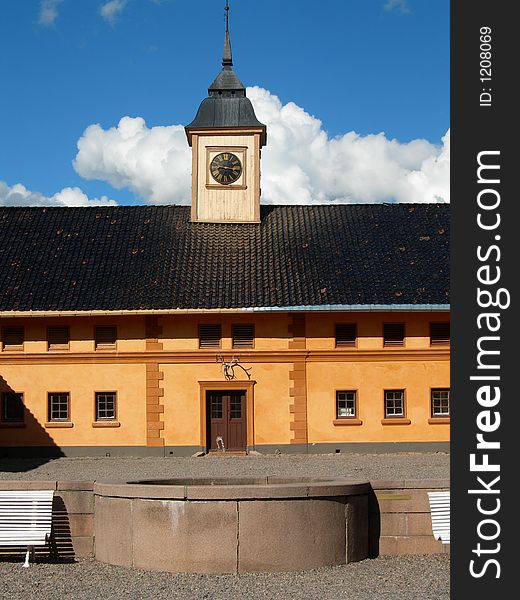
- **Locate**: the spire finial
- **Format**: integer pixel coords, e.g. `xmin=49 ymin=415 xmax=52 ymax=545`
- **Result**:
xmin=225 ymin=0 xmax=229 ymax=33
xmin=222 ymin=0 xmax=233 ymax=67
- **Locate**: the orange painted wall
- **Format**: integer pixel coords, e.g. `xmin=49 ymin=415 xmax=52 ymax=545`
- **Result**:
xmin=1 ymin=311 xmax=449 ymax=449
xmin=161 ymin=362 xmax=292 ymax=447
xmin=0 ymin=363 xmax=146 ymax=447
xmin=307 ymin=360 xmax=449 ymax=443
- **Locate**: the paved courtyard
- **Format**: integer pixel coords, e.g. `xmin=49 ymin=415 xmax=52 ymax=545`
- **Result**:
xmin=0 ymin=451 xmax=450 ymax=481
xmin=0 ymin=453 xmax=450 ymax=599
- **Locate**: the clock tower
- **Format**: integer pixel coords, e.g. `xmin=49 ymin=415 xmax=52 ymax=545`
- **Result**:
xmin=185 ymin=3 xmax=266 ymax=223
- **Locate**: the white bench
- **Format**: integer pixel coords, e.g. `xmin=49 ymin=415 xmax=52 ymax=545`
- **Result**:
xmin=427 ymin=490 xmax=450 ymax=544
xmin=0 ymin=490 xmax=55 ymax=567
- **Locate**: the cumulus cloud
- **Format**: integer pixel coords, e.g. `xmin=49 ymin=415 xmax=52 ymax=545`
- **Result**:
xmin=99 ymin=0 xmax=128 ymax=24
xmin=74 ymin=117 xmax=191 ymax=203
xmin=73 ymin=87 xmax=449 ymax=205
xmin=249 ymin=87 xmax=449 ymax=204
xmin=0 ymin=181 xmax=118 ymax=207
xmin=38 ymin=0 xmax=64 ymax=26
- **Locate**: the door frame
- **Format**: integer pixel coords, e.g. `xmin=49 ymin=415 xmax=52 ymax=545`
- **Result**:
xmin=199 ymin=380 xmax=256 ymax=451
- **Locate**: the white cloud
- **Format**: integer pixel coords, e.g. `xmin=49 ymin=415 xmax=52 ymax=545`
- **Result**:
xmin=249 ymin=87 xmax=449 ymax=204
xmin=383 ymin=0 xmax=411 ymax=15
xmin=0 ymin=181 xmax=118 ymax=207
xmin=38 ymin=0 xmax=64 ymax=26
xmin=99 ymin=0 xmax=128 ymax=24
xmin=73 ymin=87 xmax=449 ymax=205
xmin=74 ymin=117 xmax=191 ymax=203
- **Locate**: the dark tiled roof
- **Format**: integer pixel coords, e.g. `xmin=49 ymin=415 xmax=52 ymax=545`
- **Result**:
xmin=0 ymin=204 xmax=449 ymax=312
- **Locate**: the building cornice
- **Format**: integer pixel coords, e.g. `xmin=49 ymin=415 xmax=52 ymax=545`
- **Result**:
xmin=0 ymin=348 xmax=450 ymax=365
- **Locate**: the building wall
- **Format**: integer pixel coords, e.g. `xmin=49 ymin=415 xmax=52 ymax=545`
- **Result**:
xmin=0 ymin=311 xmax=449 ymax=453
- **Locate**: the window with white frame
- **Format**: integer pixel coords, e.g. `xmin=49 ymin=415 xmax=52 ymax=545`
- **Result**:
xmin=384 ymin=389 xmax=405 ymax=418
xmin=431 ymin=388 xmax=450 ymax=417
xmin=48 ymin=393 xmax=70 ymax=422
xmin=95 ymin=392 xmax=117 ymax=421
xmin=336 ymin=390 xmax=357 ymax=418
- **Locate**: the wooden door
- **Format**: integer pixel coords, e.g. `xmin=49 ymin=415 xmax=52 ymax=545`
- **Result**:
xmin=207 ymin=391 xmax=246 ymax=451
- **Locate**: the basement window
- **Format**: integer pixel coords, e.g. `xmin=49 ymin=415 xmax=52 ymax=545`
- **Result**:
xmin=335 ymin=324 xmax=357 ymax=348
xmin=1 ymin=326 xmax=24 ymax=351
xmin=199 ymin=325 xmax=222 ymax=349
xmin=232 ymin=324 xmax=255 ymax=349
xmin=430 ymin=322 xmax=450 ymax=346
xmin=95 ymin=326 xmax=117 ymax=350
xmin=383 ymin=323 xmax=405 ymax=347
xmin=48 ymin=326 xmax=70 ymax=351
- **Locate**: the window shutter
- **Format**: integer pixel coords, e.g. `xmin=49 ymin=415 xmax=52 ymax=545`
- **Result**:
xmin=430 ymin=322 xmax=450 ymax=345
xmin=232 ymin=324 xmax=254 ymax=348
xmin=335 ymin=324 xmax=357 ymax=347
xmin=199 ymin=325 xmax=222 ymax=348
xmin=383 ymin=323 xmax=405 ymax=347
xmin=48 ymin=326 xmax=70 ymax=349
xmin=96 ymin=326 xmax=117 ymax=348
xmin=2 ymin=327 xmax=24 ymax=349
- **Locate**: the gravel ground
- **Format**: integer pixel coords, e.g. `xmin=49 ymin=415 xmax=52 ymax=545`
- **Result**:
xmin=0 ymin=452 xmax=450 ymax=482
xmin=0 ymin=555 xmax=450 ymax=600
xmin=0 ymin=454 xmax=450 ymax=599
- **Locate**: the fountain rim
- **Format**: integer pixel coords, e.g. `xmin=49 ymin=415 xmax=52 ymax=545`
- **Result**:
xmin=93 ymin=477 xmax=370 ymax=501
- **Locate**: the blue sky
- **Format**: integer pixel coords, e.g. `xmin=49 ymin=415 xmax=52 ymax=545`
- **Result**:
xmin=0 ymin=0 xmax=449 ymax=206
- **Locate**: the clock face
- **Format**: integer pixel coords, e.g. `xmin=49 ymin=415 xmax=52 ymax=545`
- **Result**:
xmin=210 ymin=152 xmax=242 ymax=185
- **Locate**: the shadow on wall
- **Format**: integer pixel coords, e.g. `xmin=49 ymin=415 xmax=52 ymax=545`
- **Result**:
xmin=0 ymin=375 xmax=65 ymax=471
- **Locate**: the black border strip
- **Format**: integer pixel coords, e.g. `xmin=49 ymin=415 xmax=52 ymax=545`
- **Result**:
xmin=452 ymin=2 xmax=516 ymax=596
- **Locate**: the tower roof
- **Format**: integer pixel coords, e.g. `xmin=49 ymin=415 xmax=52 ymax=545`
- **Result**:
xmin=185 ymin=3 xmax=266 ymax=146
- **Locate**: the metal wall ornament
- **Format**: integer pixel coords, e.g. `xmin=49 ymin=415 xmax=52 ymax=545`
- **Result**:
xmin=216 ymin=354 xmax=252 ymax=380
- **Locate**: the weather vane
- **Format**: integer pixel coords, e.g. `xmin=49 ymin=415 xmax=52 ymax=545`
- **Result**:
xmin=225 ymin=0 xmax=229 ymax=32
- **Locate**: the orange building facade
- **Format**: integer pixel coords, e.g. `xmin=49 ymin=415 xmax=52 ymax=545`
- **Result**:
xmin=0 ymin=18 xmax=450 ymax=457
xmin=0 ymin=310 xmax=449 ymax=456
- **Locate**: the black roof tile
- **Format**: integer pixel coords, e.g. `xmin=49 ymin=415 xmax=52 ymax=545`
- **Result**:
xmin=0 ymin=204 xmax=449 ymax=312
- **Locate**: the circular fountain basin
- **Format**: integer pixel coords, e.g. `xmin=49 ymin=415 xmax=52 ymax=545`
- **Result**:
xmin=93 ymin=477 xmax=370 ymax=573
